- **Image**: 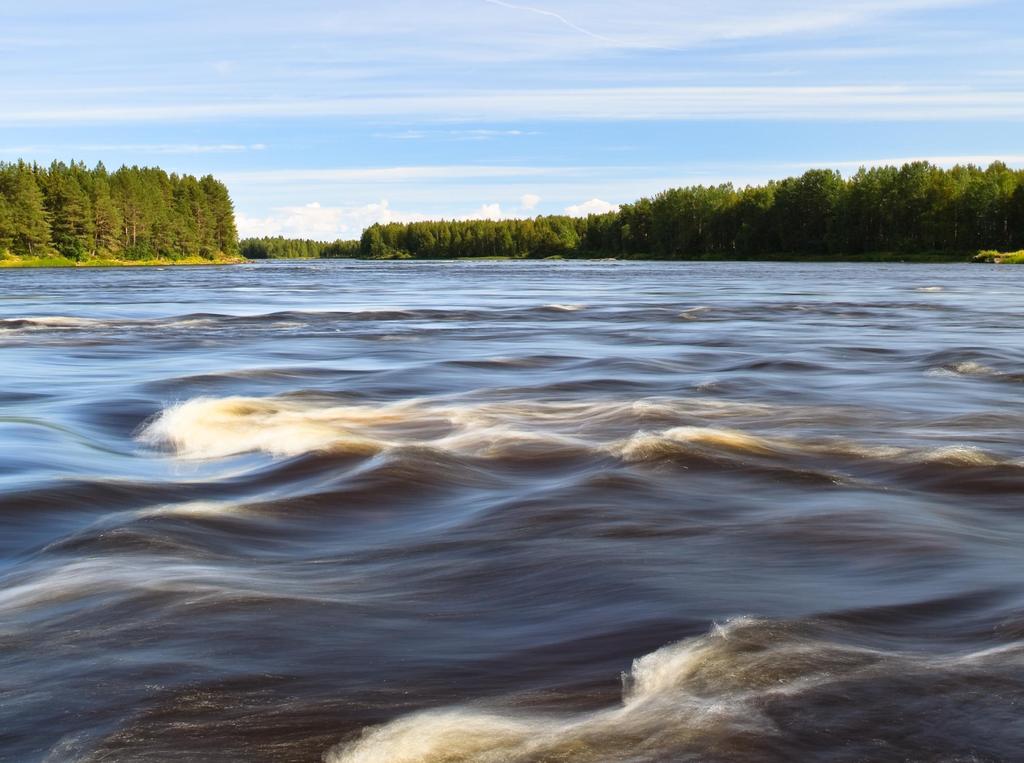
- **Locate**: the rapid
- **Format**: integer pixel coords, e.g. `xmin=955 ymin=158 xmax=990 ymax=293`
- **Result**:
xmin=2 ymin=259 xmax=1023 ymax=762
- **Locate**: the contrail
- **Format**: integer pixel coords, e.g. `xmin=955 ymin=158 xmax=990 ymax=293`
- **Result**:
xmin=481 ymin=0 xmax=628 ymax=46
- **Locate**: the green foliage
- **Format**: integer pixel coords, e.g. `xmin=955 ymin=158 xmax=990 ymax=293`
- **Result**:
xmin=302 ymin=161 xmax=1024 ymax=261
xmin=0 ymin=159 xmax=238 ymax=263
xmin=239 ymin=236 xmax=361 ymax=259
xmin=974 ymin=250 xmax=1024 ymax=264
xmin=0 ymin=162 xmax=52 ymax=257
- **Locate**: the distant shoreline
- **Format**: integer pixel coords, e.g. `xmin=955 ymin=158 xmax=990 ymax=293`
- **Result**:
xmin=4 ymin=251 xmax=1022 ymax=270
xmin=0 ymin=256 xmax=246 ymax=269
xmin=242 ymin=251 xmax=1013 ymax=265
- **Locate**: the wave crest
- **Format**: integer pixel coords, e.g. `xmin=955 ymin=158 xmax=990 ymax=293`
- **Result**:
xmin=326 ymin=617 xmax=1023 ymax=763
xmin=139 ymin=395 xmax=1012 ymax=472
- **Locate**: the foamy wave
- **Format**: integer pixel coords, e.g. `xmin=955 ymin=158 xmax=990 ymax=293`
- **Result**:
xmin=140 ymin=395 xmax=790 ymax=461
xmin=0 ymin=316 xmax=106 ymax=331
xmin=326 ymin=617 xmax=1020 ymax=763
xmin=137 ymin=500 xmax=243 ymax=519
xmin=140 ymin=395 xmax=1009 ymax=469
xmin=927 ymin=361 xmax=999 ymax=379
xmin=613 ymin=426 xmax=995 ymax=467
xmin=139 ymin=397 xmax=401 ymax=458
xmin=543 ymin=303 xmax=585 ymax=312
xmin=915 ymin=286 xmax=945 ymax=293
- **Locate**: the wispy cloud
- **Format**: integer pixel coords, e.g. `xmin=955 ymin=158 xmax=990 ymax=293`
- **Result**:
xmin=221 ymin=166 xmax=579 ymax=184
xmin=0 ymin=143 xmax=267 ymax=155
xmin=4 ymin=0 xmax=1020 ymax=232
xmin=6 ymin=85 xmax=1024 ymax=125
xmin=374 ymin=128 xmax=538 ymax=141
xmin=818 ymin=154 xmax=1024 ymax=170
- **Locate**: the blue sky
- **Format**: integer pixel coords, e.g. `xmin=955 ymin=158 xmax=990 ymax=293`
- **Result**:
xmin=3 ymin=0 xmax=1024 ymax=239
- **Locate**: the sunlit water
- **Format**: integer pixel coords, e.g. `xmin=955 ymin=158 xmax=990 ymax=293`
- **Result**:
xmin=2 ymin=260 xmax=1024 ymax=762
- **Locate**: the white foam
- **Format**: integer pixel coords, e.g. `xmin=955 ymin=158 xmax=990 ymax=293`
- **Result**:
xmin=327 ymin=617 xmax=1024 ymax=762
xmin=0 ymin=316 xmax=105 ymax=331
xmin=323 ymin=617 xmax=929 ymax=763
xmin=137 ymin=500 xmax=243 ymax=519
xmin=139 ymin=395 xmax=1008 ymax=471
xmin=543 ymin=304 xmax=585 ymax=312
xmin=927 ymin=361 xmax=999 ymax=379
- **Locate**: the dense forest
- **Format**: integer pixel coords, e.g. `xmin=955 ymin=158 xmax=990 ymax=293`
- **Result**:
xmin=4 ymin=160 xmax=1022 ymax=265
xmin=340 ymin=161 xmax=1024 ymax=261
xmin=240 ymin=236 xmax=359 ymax=260
xmin=0 ymin=160 xmax=239 ymax=262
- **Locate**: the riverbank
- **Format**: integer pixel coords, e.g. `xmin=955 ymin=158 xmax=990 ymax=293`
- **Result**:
xmin=973 ymin=250 xmax=1024 ymax=264
xmin=3 ymin=251 xmax=1022 ymax=268
xmin=0 ymin=255 xmax=246 ymax=269
xmin=252 ymin=251 xmax=1003 ymax=264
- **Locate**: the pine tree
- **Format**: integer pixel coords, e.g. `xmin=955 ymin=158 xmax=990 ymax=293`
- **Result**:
xmin=2 ymin=162 xmax=51 ymax=257
xmin=89 ymin=163 xmax=123 ymax=256
xmin=0 ymin=192 xmax=14 ymax=255
xmin=41 ymin=161 xmax=92 ymax=260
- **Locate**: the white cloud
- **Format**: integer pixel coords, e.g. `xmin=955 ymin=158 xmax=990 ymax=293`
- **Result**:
xmin=236 ymin=200 xmax=429 ymax=240
xmin=520 ymin=193 xmax=542 ymax=210
xmin=238 ymin=196 xmax=586 ymax=238
xmin=467 ymin=203 xmax=505 ymax=220
xmin=565 ymin=198 xmax=619 ymax=216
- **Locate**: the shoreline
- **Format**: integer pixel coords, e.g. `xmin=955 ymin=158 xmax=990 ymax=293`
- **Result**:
xmin=2 ymin=251 xmax=1021 ymax=269
xmin=0 ymin=256 xmax=247 ymax=270
xmin=243 ymin=252 xmax=1001 ymax=265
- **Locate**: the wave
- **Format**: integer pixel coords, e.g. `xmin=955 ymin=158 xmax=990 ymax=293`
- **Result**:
xmin=0 ymin=554 xmax=347 ymax=617
xmin=678 ymin=306 xmax=713 ymax=320
xmin=927 ymin=360 xmax=999 ymax=378
xmin=927 ymin=360 xmax=1024 ymax=385
xmin=326 ymin=617 xmax=1024 ymax=763
xmin=137 ymin=395 xmax=791 ymax=461
xmin=542 ymin=303 xmax=586 ymax=312
xmin=138 ymin=396 xmax=1014 ymax=477
xmin=1 ymin=304 xmax=605 ymax=339
xmin=615 ymin=427 xmax=1002 ymax=467
xmin=0 ymin=316 xmax=106 ymax=331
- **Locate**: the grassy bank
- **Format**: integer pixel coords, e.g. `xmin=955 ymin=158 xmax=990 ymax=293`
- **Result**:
xmin=0 ymin=255 xmax=245 ymax=269
xmin=973 ymin=250 xmax=1024 ymax=264
xmin=312 ymin=251 xmax=979 ymax=264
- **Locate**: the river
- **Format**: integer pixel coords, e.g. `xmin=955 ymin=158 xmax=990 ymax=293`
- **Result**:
xmin=2 ymin=259 xmax=1023 ymax=762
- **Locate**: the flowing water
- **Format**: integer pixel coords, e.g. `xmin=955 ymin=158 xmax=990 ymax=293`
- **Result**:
xmin=2 ymin=260 xmax=1024 ymax=762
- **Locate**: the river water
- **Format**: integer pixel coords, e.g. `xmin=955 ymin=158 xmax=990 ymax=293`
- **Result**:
xmin=2 ymin=260 xmax=1024 ymax=762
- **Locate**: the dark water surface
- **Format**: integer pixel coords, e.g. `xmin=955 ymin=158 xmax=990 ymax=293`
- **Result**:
xmin=2 ymin=260 xmax=1024 ymax=762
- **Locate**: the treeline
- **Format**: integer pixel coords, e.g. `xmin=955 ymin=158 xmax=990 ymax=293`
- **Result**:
xmin=347 ymin=161 xmax=1024 ymax=260
xmin=0 ymin=160 xmax=239 ymax=261
xmin=240 ymin=236 xmax=359 ymax=260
